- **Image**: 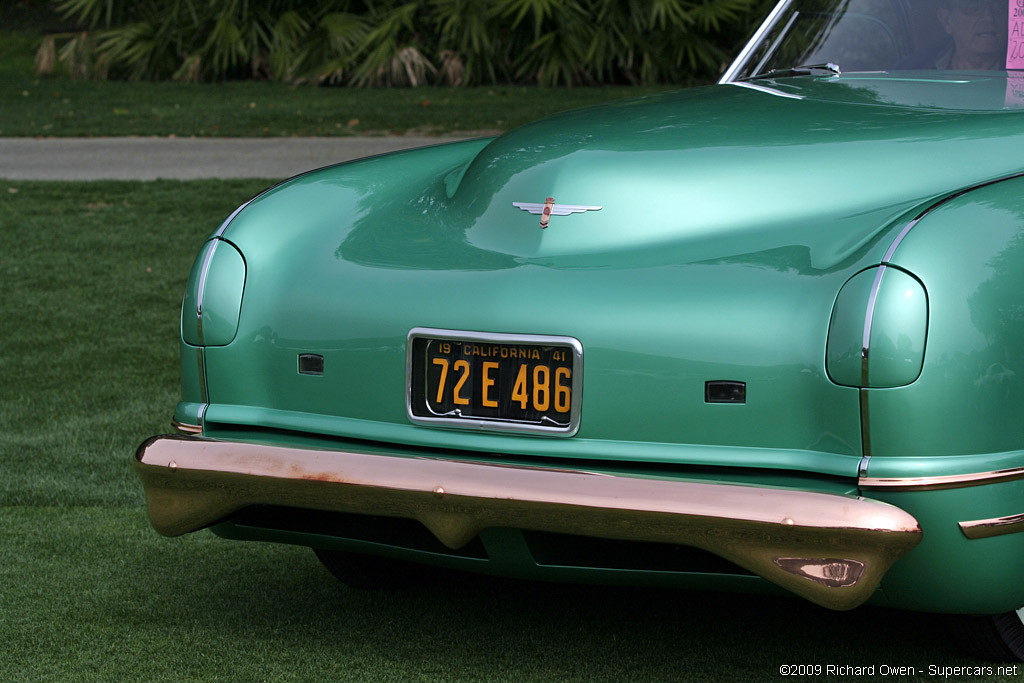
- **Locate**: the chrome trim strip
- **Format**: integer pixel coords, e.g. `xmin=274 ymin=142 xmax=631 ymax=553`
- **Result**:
xmin=212 ymin=199 xmax=255 ymax=239
xmin=882 ymin=219 xmax=919 ymax=264
xmin=405 ymin=327 xmax=583 ymax=437
xmin=856 ymin=393 xmax=872 ymax=479
xmin=135 ymin=435 xmax=921 ymax=610
xmin=856 ymin=265 xmax=887 ymax=468
xmin=196 ymin=345 xmax=209 ymax=430
xmin=881 ymin=172 xmax=1024 ymax=265
xmin=856 ymin=454 xmax=872 ymax=481
xmin=194 ymin=239 xmax=220 ymax=346
xmin=860 ymin=466 xmax=1024 ymax=491
xmin=719 ymin=0 xmax=794 ymax=83
xmin=728 ymin=82 xmax=805 ymax=100
xmin=196 ymin=347 xmax=208 ymax=405
xmin=861 ymin=266 xmax=887 ymax=383
xmin=748 ymin=10 xmax=800 ymax=80
xmin=858 ymin=391 xmax=871 ymax=475
xmin=171 ymin=419 xmax=203 ymax=435
xmin=960 ymin=513 xmax=1024 ymax=540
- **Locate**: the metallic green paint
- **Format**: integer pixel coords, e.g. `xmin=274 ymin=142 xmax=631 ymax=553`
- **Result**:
xmin=872 ymin=478 xmax=1024 ymax=614
xmin=172 ymin=343 xmax=205 ymax=428
xmin=864 ymin=176 xmax=1024 ymax=461
xmin=197 ymin=423 xmax=862 ymax=494
xmin=198 ymin=77 xmax=1024 ymax=472
xmin=149 ymin=72 xmax=1024 ymax=614
xmin=862 ymin=268 xmax=928 ymax=388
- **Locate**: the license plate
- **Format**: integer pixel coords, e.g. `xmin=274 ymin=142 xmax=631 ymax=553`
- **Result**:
xmin=406 ymin=328 xmax=582 ymax=436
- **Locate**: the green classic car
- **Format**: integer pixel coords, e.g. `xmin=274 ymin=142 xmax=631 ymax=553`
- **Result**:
xmin=136 ymin=0 xmax=1024 ymax=661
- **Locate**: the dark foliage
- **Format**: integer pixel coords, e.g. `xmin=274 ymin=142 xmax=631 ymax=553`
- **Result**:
xmin=36 ymin=0 xmax=770 ymax=85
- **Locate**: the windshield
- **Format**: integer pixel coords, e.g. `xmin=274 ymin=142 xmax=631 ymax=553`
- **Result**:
xmin=726 ymin=0 xmax=1022 ymax=80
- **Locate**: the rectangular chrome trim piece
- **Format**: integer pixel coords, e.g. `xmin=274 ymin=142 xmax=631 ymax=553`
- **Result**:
xmin=960 ymin=513 xmax=1024 ymax=540
xmin=405 ymin=327 xmax=583 ymax=437
xmin=719 ymin=0 xmax=794 ymax=83
xmin=860 ymin=466 xmax=1024 ymax=491
xmin=136 ymin=435 xmax=920 ymax=610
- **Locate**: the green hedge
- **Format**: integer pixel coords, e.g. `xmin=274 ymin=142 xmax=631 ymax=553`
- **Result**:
xmin=37 ymin=0 xmax=773 ymax=86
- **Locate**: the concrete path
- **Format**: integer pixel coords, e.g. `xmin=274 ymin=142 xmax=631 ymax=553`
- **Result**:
xmin=0 ymin=136 xmax=472 ymax=180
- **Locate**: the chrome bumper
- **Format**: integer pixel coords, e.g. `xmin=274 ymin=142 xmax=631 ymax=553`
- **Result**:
xmin=135 ymin=435 xmax=922 ymax=610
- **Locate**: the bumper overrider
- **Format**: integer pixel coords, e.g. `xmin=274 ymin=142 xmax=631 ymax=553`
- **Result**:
xmin=134 ymin=435 xmax=922 ymax=610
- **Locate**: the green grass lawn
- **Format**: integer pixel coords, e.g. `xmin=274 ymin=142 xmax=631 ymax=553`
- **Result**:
xmin=2 ymin=180 xmax=1023 ymax=681
xmin=0 ymin=32 xmax=679 ymax=137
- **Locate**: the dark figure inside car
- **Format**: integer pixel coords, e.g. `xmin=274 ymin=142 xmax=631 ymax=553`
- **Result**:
xmin=899 ymin=0 xmax=1008 ymax=69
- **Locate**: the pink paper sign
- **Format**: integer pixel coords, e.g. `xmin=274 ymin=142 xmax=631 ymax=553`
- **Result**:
xmin=1009 ymin=0 xmax=1024 ymax=69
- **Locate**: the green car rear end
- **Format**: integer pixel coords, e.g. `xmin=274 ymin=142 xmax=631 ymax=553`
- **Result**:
xmin=136 ymin=0 xmax=1024 ymax=661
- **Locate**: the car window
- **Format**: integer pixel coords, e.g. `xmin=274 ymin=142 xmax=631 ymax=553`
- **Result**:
xmin=731 ymin=0 xmax=1019 ymax=79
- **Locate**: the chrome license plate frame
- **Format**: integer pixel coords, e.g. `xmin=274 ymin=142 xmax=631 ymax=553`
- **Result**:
xmin=406 ymin=327 xmax=583 ymax=437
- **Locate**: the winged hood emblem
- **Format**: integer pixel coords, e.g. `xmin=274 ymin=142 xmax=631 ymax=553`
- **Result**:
xmin=513 ymin=197 xmax=602 ymax=228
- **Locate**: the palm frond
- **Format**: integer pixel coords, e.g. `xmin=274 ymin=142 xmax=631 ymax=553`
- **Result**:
xmin=56 ymin=0 xmax=117 ymax=28
xmin=45 ymin=0 xmax=765 ymax=85
xmin=34 ymin=36 xmax=58 ymax=76
xmin=202 ymin=14 xmax=249 ymax=77
xmin=437 ymin=49 xmax=465 ymax=86
xmin=59 ymin=32 xmax=99 ymax=79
